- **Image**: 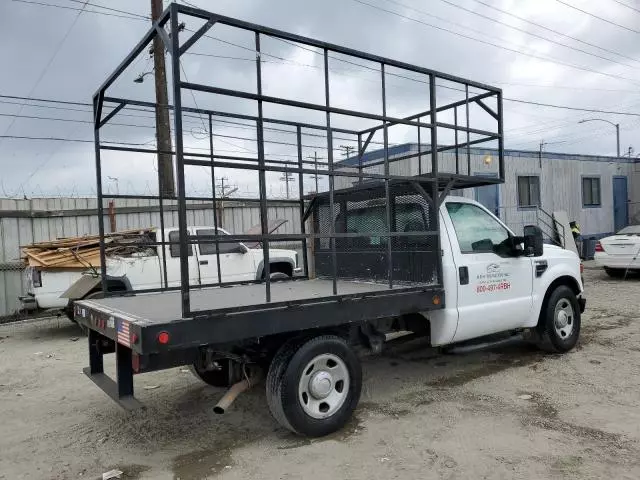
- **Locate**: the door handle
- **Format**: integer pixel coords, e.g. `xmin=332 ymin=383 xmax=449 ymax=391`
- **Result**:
xmin=199 ymin=260 xmax=209 ymax=265
xmin=459 ymin=266 xmax=469 ymax=285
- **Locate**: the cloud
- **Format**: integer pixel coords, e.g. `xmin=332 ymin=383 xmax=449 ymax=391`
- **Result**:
xmin=1 ymin=0 xmax=639 ymax=198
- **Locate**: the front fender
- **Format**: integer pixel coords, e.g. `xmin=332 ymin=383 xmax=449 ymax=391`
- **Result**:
xmin=255 ymin=257 xmax=295 ymax=280
xmin=525 ymin=261 xmax=583 ymax=328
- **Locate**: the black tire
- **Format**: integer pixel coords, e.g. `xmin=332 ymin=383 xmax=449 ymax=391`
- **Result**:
xmin=266 ymin=335 xmax=362 ymax=437
xmin=534 ymin=285 xmax=581 ymax=353
xmin=189 ymin=360 xmax=235 ymax=388
xmin=604 ymin=267 xmax=625 ymax=278
xmin=269 ymin=272 xmax=290 ymax=281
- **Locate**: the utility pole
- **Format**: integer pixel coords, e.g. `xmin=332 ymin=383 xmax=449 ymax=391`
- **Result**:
xmin=215 ymin=177 xmax=238 ymax=227
xmin=151 ymin=0 xmax=175 ymax=197
xmin=216 ymin=177 xmax=237 ymax=199
xmin=539 ymin=140 xmax=565 ymax=168
xmin=307 ymin=152 xmax=322 ymax=193
xmin=279 ymin=169 xmax=295 ymax=199
xmin=539 ymin=141 xmax=545 ymax=169
xmin=339 ymin=145 xmax=355 ymax=159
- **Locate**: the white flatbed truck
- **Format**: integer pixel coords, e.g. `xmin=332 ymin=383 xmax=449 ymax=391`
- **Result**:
xmin=75 ymin=3 xmax=585 ymax=438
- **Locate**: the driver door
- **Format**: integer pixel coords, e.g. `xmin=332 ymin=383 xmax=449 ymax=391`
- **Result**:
xmin=443 ymin=201 xmax=534 ymax=343
xmin=195 ymin=229 xmax=256 ymax=284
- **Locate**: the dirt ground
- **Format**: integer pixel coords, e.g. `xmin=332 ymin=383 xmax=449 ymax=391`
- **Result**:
xmin=1 ymin=266 xmax=640 ymax=480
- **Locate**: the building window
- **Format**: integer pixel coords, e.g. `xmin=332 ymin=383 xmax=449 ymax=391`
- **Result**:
xmin=582 ymin=177 xmax=601 ymax=207
xmin=517 ymin=176 xmax=540 ymax=208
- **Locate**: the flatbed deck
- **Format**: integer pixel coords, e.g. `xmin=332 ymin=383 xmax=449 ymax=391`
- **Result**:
xmin=75 ymin=279 xmax=444 ymax=354
xmin=79 ymin=279 xmax=416 ymax=324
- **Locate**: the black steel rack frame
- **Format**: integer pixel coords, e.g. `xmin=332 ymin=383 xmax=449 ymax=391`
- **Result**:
xmin=91 ymin=2 xmax=504 ymax=320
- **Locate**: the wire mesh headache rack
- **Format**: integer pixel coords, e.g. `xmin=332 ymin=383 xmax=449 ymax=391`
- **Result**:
xmin=91 ymin=2 xmax=504 ymax=319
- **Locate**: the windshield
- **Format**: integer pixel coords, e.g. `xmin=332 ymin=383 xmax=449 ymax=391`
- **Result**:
xmin=616 ymin=225 xmax=640 ymax=235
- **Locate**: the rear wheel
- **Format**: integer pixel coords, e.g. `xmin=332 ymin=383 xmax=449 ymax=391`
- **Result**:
xmin=604 ymin=267 xmax=625 ymax=278
xmin=534 ymin=285 xmax=581 ymax=353
xmin=266 ymin=335 xmax=362 ymax=437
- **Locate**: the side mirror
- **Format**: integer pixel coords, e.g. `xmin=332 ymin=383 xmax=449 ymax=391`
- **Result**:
xmin=523 ymin=225 xmax=544 ymax=257
xmin=233 ymin=243 xmax=249 ymax=254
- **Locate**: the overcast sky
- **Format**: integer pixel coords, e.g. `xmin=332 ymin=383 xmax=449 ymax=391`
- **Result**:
xmin=1 ymin=0 xmax=639 ymax=198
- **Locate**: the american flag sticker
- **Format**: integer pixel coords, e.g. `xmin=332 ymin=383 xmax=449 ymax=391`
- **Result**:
xmin=117 ymin=320 xmax=131 ymax=347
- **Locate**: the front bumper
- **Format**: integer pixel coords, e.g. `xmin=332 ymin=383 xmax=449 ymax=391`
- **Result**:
xmin=19 ymin=294 xmax=37 ymax=311
xmin=578 ymin=295 xmax=586 ymax=313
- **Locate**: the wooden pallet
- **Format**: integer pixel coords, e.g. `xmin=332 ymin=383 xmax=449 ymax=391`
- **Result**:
xmin=21 ymin=229 xmax=153 ymax=269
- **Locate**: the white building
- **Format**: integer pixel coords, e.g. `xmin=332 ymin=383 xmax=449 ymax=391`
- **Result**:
xmin=337 ymin=143 xmax=639 ymax=239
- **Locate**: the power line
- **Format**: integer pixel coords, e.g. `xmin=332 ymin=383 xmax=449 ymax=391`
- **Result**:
xmin=1 ymin=0 xmax=89 ymax=148
xmin=3 ymin=93 xmax=640 ymax=141
xmin=349 ymin=0 xmax=640 ymax=86
xmin=12 ymin=0 xmax=639 ymax=100
xmin=506 ymin=96 xmax=640 ymax=139
xmin=65 ymin=0 xmax=148 ymax=19
xmin=17 ymin=0 xmax=640 ymax=92
xmin=0 ymin=135 xmax=150 ymax=144
xmin=0 ymin=94 xmax=88 ymax=107
xmin=611 ymin=0 xmax=640 ymax=15
xmin=0 ymin=95 xmax=368 ymax=146
xmin=465 ymin=0 xmax=640 ymax=65
xmin=505 ymin=98 xmax=640 ymax=117
xmin=178 ymin=0 xmax=201 ymax=9
xmin=387 ymin=0 xmax=640 ymax=70
xmin=10 ymin=0 xmax=143 ymax=20
xmin=554 ymin=0 xmax=640 ymax=34
xmin=5 ymin=0 xmax=640 ymax=137
xmin=179 ymin=60 xmax=256 ymax=155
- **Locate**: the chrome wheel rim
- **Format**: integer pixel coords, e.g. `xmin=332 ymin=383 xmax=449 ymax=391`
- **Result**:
xmin=298 ymin=354 xmax=349 ymax=419
xmin=554 ymin=298 xmax=575 ymax=339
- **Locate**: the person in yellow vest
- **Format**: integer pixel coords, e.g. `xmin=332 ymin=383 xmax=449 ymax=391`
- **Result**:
xmin=570 ymin=221 xmax=582 ymax=258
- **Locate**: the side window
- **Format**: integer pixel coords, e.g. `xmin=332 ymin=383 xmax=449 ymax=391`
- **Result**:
xmin=446 ymin=203 xmax=510 ymax=254
xmin=345 ymin=207 xmax=387 ymax=247
xmin=196 ymin=229 xmax=217 ymax=255
xmin=168 ymin=230 xmax=193 ymax=258
xmin=395 ymin=204 xmax=426 ymax=232
xmin=196 ymin=229 xmax=239 ymax=254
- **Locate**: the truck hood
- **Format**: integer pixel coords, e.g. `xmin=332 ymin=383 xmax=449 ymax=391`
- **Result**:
xmin=543 ymin=243 xmax=579 ymax=261
xmin=248 ymin=247 xmax=297 ymax=260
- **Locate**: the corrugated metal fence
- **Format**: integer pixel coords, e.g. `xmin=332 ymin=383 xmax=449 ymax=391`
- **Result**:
xmin=0 ymin=197 xmax=301 ymax=318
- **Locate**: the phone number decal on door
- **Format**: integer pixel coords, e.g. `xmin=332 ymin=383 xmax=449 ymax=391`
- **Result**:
xmin=476 ymin=282 xmax=511 ymax=293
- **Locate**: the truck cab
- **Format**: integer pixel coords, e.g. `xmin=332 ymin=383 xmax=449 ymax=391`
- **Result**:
xmin=311 ymin=189 xmax=585 ymax=352
xmin=431 ymin=197 xmax=584 ymax=346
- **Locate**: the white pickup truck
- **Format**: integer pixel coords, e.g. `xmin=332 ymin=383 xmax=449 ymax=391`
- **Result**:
xmin=22 ymin=225 xmax=299 ymax=318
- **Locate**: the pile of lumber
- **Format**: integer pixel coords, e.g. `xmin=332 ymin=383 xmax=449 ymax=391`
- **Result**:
xmin=21 ymin=229 xmax=153 ymax=269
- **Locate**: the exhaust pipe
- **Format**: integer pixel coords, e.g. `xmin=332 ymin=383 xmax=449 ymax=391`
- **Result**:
xmin=213 ymin=369 xmax=263 ymax=414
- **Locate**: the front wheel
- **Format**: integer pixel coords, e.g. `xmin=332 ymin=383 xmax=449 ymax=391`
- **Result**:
xmin=534 ymin=285 xmax=581 ymax=353
xmin=266 ymin=335 xmax=362 ymax=437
